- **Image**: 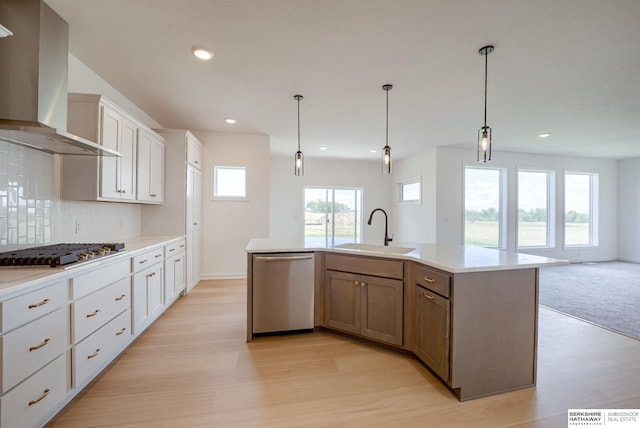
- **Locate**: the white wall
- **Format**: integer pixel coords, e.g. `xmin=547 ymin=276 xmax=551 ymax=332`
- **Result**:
xmin=199 ymin=131 xmax=270 ymax=279
xmin=435 ymin=147 xmax=618 ymax=262
xmin=269 ymin=156 xmax=392 ymax=244
xmin=617 ymin=158 xmax=640 ymax=262
xmin=391 ymin=148 xmax=437 ymax=244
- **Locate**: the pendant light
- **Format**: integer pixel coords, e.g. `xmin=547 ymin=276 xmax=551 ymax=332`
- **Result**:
xmin=382 ymin=84 xmax=393 ymax=174
xmin=294 ymin=94 xmax=304 ymax=176
xmin=477 ymin=45 xmax=494 ymax=162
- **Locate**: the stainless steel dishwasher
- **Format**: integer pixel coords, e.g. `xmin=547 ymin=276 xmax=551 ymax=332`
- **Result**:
xmin=252 ymin=252 xmax=315 ymax=335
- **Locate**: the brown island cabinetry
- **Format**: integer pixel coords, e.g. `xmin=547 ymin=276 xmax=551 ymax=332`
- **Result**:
xmin=246 ymin=242 xmax=560 ymax=401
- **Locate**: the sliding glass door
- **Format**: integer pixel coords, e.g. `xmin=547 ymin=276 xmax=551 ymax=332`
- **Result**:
xmin=304 ymin=187 xmax=362 ymax=247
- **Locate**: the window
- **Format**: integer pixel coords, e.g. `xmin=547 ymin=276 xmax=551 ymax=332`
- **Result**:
xmin=212 ymin=166 xmax=246 ymax=200
xmin=304 ymin=187 xmax=362 ymax=247
xmin=464 ymin=166 xmax=505 ymax=248
xmin=565 ymin=172 xmax=598 ymax=246
xmin=398 ymin=177 xmax=421 ymax=203
xmin=517 ymin=169 xmax=554 ymax=248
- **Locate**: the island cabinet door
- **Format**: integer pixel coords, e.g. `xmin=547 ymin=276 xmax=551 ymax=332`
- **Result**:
xmin=360 ymin=275 xmax=403 ymax=346
xmin=414 ymin=284 xmax=450 ymax=381
xmin=324 ymin=270 xmax=361 ymax=334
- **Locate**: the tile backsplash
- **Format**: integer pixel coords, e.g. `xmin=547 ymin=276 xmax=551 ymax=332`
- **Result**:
xmin=0 ymin=141 xmax=141 ymax=251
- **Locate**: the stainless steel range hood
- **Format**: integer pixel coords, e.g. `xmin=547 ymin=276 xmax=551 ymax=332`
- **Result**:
xmin=0 ymin=0 xmax=121 ymax=156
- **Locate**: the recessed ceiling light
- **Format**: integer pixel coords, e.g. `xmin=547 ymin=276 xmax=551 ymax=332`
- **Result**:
xmin=538 ymin=133 xmax=551 ymax=139
xmin=225 ymin=118 xmax=236 ymax=124
xmin=319 ymin=146 xmax=328 ymax=151
xmin=192 ymin=46 xmax=214 ymax=61
xmin=370 ymin=149 xmax=378 ymax=154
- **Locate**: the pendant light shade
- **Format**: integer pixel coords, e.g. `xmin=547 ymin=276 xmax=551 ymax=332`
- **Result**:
xmin=294 ymin=94 xmax=304 ymax=176
xmin=382 ymin=84 xmax=393 ymax=174
xmin=477 ymin=45 xmax=494 ymax=162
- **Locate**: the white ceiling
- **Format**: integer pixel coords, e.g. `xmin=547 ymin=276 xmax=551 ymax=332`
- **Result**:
xmin=45 ymin=0 xmax=640 ymax=161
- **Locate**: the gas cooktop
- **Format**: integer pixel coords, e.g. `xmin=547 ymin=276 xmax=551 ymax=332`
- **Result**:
xmin=0 ymin=243 xmax=126 ymax=268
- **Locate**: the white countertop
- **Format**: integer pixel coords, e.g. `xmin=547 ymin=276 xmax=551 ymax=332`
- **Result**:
xmin=245 ymin=238 xmax=568 ymax=273
xmin=0 ymin=235 xmax=184 ymax=299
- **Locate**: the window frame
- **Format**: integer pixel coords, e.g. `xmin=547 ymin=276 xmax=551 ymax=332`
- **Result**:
xmin=463 ymin=165 xmax=507 ymax=249
xmin=211 ymin=165 xmax=248 ymax=201
xmin=397 ymin=176 xmax=422 ymax=204
xmin=563 ymin=171 xmax=599 ymax=247
xmin=516 ymin=168 xmax=556 ymax=249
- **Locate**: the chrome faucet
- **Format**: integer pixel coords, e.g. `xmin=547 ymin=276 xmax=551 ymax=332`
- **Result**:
xmin=367 ymin=208 xmax=393 ymax=246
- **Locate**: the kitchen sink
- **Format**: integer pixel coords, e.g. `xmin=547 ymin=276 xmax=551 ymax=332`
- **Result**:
xmin=333 ymin=243 xmax=416 ymax=255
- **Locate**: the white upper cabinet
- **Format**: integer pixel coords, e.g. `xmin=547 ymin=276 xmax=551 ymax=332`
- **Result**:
xmin=137 ymin=128 xmax=165 ymax=203
xmin=62 ymin=94 xmax=163 ymax=204
xmin=186 ymin=133 xmax=202 ymax=169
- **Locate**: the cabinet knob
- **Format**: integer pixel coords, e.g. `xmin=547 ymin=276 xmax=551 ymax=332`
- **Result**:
xmin=353 ymin=281 xmax=360 ymax=287
xmin=423 ymin=276 xmax=436 ymax=283
xmin=360 ymin=282 xmax=366 ymax=287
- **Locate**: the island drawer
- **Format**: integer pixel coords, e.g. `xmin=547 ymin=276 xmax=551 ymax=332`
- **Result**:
xmin=414 ymin=264 xmax=450 ymax=298
xmin=325 ymin=253 xmax=403 ymax=279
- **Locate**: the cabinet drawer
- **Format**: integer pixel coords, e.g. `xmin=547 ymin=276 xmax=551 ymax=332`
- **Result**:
xmin=0 ymin=281 xmax=67 ymax=332
xmin=73 ymin=309 xmax=131 ymax=388
xmin=165 ymin=238 xmax=186 ymax=256
xmin=72 ymin=277 xmax=131 ymax=343
xmin=1 ymin=355 xmax=67 ymax=428
xmin=1 ymin=309 xmax=67 ymax=394
xmin=71 ymin=258 xmax=130 ymax=299
xmin=415 ymin=264 xmax=450 ymax=298
xmin=325 ymin=253 xmax=404 ymax=280
xmin=132 ymin=247 xmax=164 ymax=273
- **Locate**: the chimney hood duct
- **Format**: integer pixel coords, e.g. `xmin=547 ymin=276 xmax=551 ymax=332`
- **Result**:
xmin=0 ymin=0 xmax=121 ymax=156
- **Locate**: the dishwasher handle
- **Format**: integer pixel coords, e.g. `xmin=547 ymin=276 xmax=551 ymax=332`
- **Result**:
xmin=254 ymin=255 xmax=314 ymax=262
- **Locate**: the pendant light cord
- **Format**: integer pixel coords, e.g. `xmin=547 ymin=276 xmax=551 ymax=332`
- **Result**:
xmin=297 ymin=97 xmax=301 ymax=152
xmin=483 ymin=50 xmax=488 ymax=128
xmin=386 ymin=88 xmax=389 ymax=146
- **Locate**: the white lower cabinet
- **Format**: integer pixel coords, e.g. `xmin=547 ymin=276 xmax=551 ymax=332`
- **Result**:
xmin=1 ymin=309 xmax=67 ymax=394
xmin=133 ymin=263 xmax=164 ymax=334
xmin=0 ymin=355 xmax=67 ymax=428
xmin=165 ymin=252 xmax=185 ymax=305
xmin=72 ymin=309 xmax=131 ymax=388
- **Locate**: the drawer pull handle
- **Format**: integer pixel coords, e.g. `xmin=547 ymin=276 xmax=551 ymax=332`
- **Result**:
xmin=150 ymin=193 xmax=157 ymax=197
xmin=175 ymin=258 xmax=181 ymax=263
xmin=139 ymin=259 xmax=148 ymax=264
xmin=155 ymin=254 xmax=162 ymax=258
xmin=180 ymin=244 xmax=185 ymax=248
xmin=87 ymin=349 xmax=101 ymax=359
xmin=422 ymin=292 xmax=436 ymax=301
xmin=86 ymin=309 xmax=101 ymax=318
xmin=116 ymin=327 xmax=127 ymax=336
xmin=115 ymin=294 xmax=126 ymax=301
xmin=28 ymin=388 xmax=50 ymax=406
xmin=147 ymin=272 xmax=156 ymax=278
xmin=423 ymin=277 xmax=436 ymax=283
xmin=29 ymin=338 xmax=51 ymax=352
xmin=169 ymin=248 xmax=175 ymax=252
xmin=28 ymin=298 xmax=50 ymax=309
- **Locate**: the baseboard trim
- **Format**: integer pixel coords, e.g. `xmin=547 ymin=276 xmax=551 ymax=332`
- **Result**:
xmin=201 ymin=273 xmax=247 ymax=280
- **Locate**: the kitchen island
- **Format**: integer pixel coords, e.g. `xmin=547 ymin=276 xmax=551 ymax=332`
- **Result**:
xmin=246 ymin=239 xmax=567 ymax=401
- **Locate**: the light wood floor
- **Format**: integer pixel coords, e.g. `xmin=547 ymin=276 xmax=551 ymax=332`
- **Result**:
xmin=48 ymin=279 xmax=640 ymax=428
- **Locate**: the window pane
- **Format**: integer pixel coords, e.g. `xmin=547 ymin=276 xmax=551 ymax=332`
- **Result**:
xmin=401 ymin=181 xmax=420 ymax=202
xmin=304 ymin=187 xmax=362 ymax=247
xmin=565 ymin=173 xmax=591 ymax=245
xmin=518 ymin=171 xmax=549 ymax=247
xmin=464 ymin=167 xmax=502 ymax=248
xmin=215 ymin=166 xmax=246 ymax=197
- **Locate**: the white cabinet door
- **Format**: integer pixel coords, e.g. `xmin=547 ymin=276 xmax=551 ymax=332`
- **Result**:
xmin=99 ymin=105 xmax=121 ymax=199
xmin=119 ymin=117 xmax=137 ymax=201
xmin=186 ymin=132 xmax=202 ymax=169
xmin=165 ymin=252 xmax=185 ymax=304
xmin=132 ymin=264 xmax=163 ymax=334
xmin=137 ymin=129 xmax=164 ymax=203
xmin=186 ymin=165 xmax=202 ymax=293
